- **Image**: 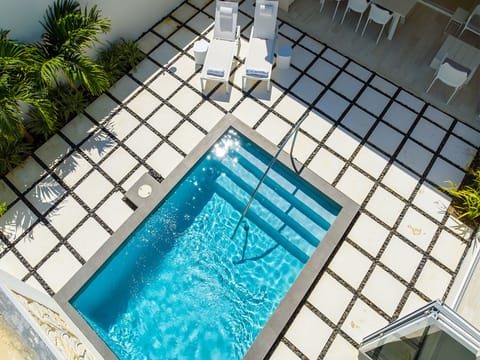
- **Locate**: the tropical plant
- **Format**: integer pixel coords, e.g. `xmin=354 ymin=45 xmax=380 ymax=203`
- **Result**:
xmin=97 ymin=38 xmax=145 ymax=84
xmin=0 ymin=202 xmax=7 ymax=217
xmin=0 ymin=137 xmax=32 ymax=175
xmin=36 ymin=0 xmax=111 ymax=95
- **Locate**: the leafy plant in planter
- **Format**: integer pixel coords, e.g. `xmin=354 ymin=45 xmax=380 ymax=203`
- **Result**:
xmin=97 ymin=38 xmax=145 ymax=84
xmin=0 ymin=202 xmax=7 ymax=217
xmin=0 ymin=137 xmax=32 ymax=175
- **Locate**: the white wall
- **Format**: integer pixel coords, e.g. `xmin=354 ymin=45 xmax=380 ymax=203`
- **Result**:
xmin=2 ymin=0 xmax=184 ymax=43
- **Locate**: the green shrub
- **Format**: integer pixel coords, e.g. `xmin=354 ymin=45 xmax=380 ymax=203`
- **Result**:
xmin=0 ymin=137 xmax=32 ymax=176
xmin=0 ymin=202 xmax=7 ymax=217
xmin=444 ymin=168 xmax=480 ymax=226
xmin=97 ymin=38 xmax=145 ymax=84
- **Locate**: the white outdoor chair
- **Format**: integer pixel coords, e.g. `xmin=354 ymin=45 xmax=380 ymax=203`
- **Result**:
xmin=459 ymin=4 xmax=480 ymax=38
xmin=320 ymin=0 xmax=343 ymax=21
xmin=426 ymin=60 xmax=469 ymax=104
xmin=341 ymin=0 xmax=370 ymax=32
xmin=242 ymin=0 xmax=278 ymax=92
xmin=200 ymin=1 xmax=240 ymax=93
xmin=361 ymin=4 xmax=392 ymax=44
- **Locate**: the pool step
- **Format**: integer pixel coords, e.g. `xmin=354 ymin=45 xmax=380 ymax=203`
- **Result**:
xmin=215 ymin=181 xmax=309 ymax=264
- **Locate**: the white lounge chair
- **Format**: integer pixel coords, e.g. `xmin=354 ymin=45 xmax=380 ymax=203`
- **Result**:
xmin=200 ymin=1 xmax=240 ymax=94
xmin=242 ymin=0 xmax=278 ymax=92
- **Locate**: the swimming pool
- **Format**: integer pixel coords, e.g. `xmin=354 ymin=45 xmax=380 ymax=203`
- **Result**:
xmin=56 ymin=116 xmax=358 ymax=359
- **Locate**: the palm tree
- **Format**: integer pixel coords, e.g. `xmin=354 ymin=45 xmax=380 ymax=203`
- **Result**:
xmin=37 ymin=0 xmax=111 ymax=95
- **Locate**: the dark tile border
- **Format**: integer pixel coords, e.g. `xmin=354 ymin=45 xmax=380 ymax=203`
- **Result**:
xmin=54 ymin=114 xmax=359 ymax=359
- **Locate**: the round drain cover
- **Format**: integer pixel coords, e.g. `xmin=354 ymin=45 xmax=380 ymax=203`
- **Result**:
xmin=138 ymin=184 xmax=152 ymax=198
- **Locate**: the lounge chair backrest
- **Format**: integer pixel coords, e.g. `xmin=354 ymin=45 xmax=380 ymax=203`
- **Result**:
xmin=213 ymin=1 xmax=238 ymax=41
xmin=252 ymin=0 xmax=278 ymax=40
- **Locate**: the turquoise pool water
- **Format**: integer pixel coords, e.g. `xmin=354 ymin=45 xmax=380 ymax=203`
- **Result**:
xmin=71 ymin=130 xmax=340 ymax=359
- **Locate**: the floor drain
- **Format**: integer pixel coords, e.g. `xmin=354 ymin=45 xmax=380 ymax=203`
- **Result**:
xmin=138 ymin=184 xmax=152 ymax=198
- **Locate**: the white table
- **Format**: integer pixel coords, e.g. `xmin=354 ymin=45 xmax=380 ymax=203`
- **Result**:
xmin=373 ymin=0 xmax=417 ymax=40
xmin=430 ymin=35 xmax=480 ymax=83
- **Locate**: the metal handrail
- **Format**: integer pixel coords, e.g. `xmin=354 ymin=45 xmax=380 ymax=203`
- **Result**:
xmin=230 ymin=112 xmax=308 ymax=240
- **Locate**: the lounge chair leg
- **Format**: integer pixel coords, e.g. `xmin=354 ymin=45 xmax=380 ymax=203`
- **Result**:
xmin=447 ymin=87 xmax=459 ymax=104
xmin=355 ymin=12 xmax=364 ymax=32
xmin=376 ymin=25 xmax=385 ymax=44
xmin=426 ymin=77 xmax=437 ymax=93
xmin=361 ymin=20 xmax=369 ymax=36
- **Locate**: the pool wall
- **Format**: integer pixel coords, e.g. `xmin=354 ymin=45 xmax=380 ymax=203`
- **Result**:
xmin=54 ymin=114 xmax=359 ymax=360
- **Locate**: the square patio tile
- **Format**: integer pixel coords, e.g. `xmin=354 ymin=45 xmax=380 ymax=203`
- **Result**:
xmin=68 ymin=218 xmax=110 ymax=261
xmin=35 ymin=135 xmax=71 ymax=168
xmin=122 ymin=166 xmax=149 ymax=192
xmin=291 ymin=75 xmax=324 ymax=104
xmin=169 ymin=121 xmax=205 ymax=153
xmin=336 ymin=168 xmax=373 ymax=204
xmin=412 ymin=182 xmax=451 ymax=222
xmin=46 ymin=196 xmax=86 ymax=237
xmin=332 ymin=72 xmax=364 ymax=100
xmin=325 ymin=334 xmax=358 ymax=359
xmin=329 ymin=242 xmax=372 ymax=288
xmin=441 ymin=135 xmax=476 ymax=169
xmin=353 ymin=145 xmax=388 ymax=179
xmin=298 ymin=109 xmax=333 ymax=142
xmin=453 ymin=122 xmax=480 ymax=147
xmin=362 ymin=266 xmax=406 ymax=316
xmin=398 ymin=208 xmax=438 ymax=250
xmin=25 ymin=175 xmax=66 ymax=214
xmin=96 ymin=192 xmax=134 ymax=232
xmin=349 ymin=213 xmax=389 ymax=257
xmin=410 ymin=118 xmax=446 ymax=151
xmin=285 ymin=306 xmax=331 ymax=359
xmin=146 ymin=142 xmax=184 ymax=178
xmin=269 ymin=342 xmax=300 ymax=360
xmin=37 ymin=246 xmax=82 ymax=292
xmin=341 ymin=299 xmax=388 ymax=344
xmin=382 ymin=162 xmax=419 ymax=200
xmin=380 ymin=235 xmax=423 ymax=282
xmin=74 ymin=170 xmax=114 ymax=209
xmin=290 ymin=45 xmax=316 ymax=70
xmin=137 ymin=32 xmax=162 ymax=54
xmin=153 ymin=17 xmax=181 ymax=38
xmin=307 ymin=58 xmax=340 ymax=85
xmin=308 ymin=273 xmax=353 ymax=323
xmin=431 ymin=230 xmax=466 ymax=271
xmin=397 ymin=139 xmax=434 ymax=175
xmin=108 ymin=75 xmax=142 ymax=103
xmin=0 ymin=201 xmax=38 ymax=242
xmin=274 ymin=94 xmax=308 ymax=122
xmin=299 ymin=36 xmax=324 ymax=55
xmin=149 ymin=71 xmax=183 ymax=99
xmin=148 ymin=105 xmax=182 ymax=135
xmin=250 ymin=82 xmax=284 ymax=108
xmin=315 ymin=90 xmax=350 ymax=120
xmin=399 ymin=292 xmax=428 ymax=318
xmin=346 ymin=62 xmax=371 ymax=82
xmin=367 ymin=122 xmax=403 ymax=156
xmin=279 ymin=23 xmax=303 ymax=41
xmin=6 ymin=157 xmax=46 ymax=193
xmin=60 ymin=113 xmax=96 ymax=145
xmin=0 ymin=181 xmax=17 ymax=207
xmin=130 ymin=58 xmax=162 ymax=84
xmin=325 ymin=128 xmax=360 ymax=159
xmin=104 ymin=109 xmax=140 ymax=140
xmin=0 ymin=252 xmax=28 ymax=279
xmin=169 ymin=86 xmax=203 ymax=115
xmin=127 ymin=90 xmax=162 ymax=119
xmin=307 ymin=148 xmax=344 ymax=184
xmin=370 ymin=75 xmax=397 ymax=97
xmin=322 ymin=48 xmax=348 ymax=67
xmin=396 ymin=90 xmax=424 ymax=112
xmin=16 ymin=224 xmax=59 ymax=267
xmin=256 ymin=113 xmax=292 ymax=146
xmin=423 ymin=106 xmax=454 ymax=130
xmin=341 ymin=105 xmax=376 ymax=138
xmin=150 ymin=42 xmax=181 ymax=67
xmin=366 ymin=187 xmax=405 ymax=227
xmin=427 ymin=157 xmax=465 ymax=187
xmin=357 ymin=87 xmax=390 ymax=117
xmin=53 ymin=153 xmax=92 ymax=188
xmin=232 ymin=98 xmax=267 ymax=127
xmin=101 ymin=147 xmax=139 ymax=183
xmin=171 ymin=3 xmax=198 ymax=22
xmin=169 ymin=27 xmax=197 ymax=51
xmin=85 ymin=94 xmax=119 ymax=123
xmin=170 ymin=55 xmax=197 ymax=81
xmin=79 ymin=130 xmax=116 ymax=163
xmin=415 ymin=260 xmax=451 ymax=301
xmin=190 ymin=101 xmax=225 ymax=131
xmin=271 ymin=66 xmax=302 ymax=89
xmin=125 ymin=125 xmax=161 ymax=159
xmin=186 ymin=12 xmax=213 ymax=34
xmin=284 ymin=131 xmax=318 ymax=164
xmin=382 ymin=101 xmax=417 ymax=133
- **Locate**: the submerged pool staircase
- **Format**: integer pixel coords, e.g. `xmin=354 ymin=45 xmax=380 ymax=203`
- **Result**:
xmin=214 ymin=115 xmax=338 ymax=264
